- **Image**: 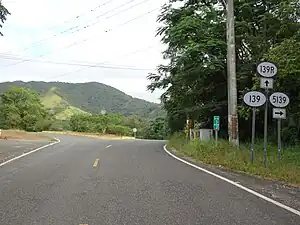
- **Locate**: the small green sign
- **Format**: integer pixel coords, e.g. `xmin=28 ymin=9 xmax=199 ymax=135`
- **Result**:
xmin=213 ymin=116 xmax=220 ymax=130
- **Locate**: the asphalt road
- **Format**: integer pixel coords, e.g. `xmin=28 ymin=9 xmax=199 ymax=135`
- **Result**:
xmin=0 ymin=139 xmax=52 ymax=164
xmin=0 ymin=135 xmax=298 ymax=225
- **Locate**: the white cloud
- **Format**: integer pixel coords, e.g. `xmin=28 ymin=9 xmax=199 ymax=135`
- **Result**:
xmin=0 ymin=0 xmax=168 ymax=103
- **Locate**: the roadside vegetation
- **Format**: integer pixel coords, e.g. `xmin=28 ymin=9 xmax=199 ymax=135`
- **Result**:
xmin=146 ymin=1 xmax=300 ymax=185
xmin=0 ymin=86 xmax=168 ymax=140
xmin=168 ymin=133 xmax=300 ymax=186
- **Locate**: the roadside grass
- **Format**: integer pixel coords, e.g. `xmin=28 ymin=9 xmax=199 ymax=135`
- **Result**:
xmin=43 ymin=131 xmax=135 ymax=140
xmin=0 ymin=130 xmax=55 ymax=141
xmin=168 ymin=133 xmax=300 ymax=186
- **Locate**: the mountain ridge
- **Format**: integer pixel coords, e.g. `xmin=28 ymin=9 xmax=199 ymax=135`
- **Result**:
xmin=0 ymin=81 xmax=164 ymax=119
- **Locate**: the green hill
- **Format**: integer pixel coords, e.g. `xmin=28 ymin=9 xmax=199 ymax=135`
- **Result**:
xmin=41 ymin=87 xmax=89 ymax=120
xmin=0 ymin=81 xmax=164 ymax=119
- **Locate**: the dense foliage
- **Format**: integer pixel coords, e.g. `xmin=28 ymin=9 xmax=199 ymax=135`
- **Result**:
xmin=0 ymin=1 xmax=9 ymax=36
xmin=68 ymin=113 xmax=169 ymax=138
xmin=148 ymin=0 xmax=300 ymax=143
xmin=0 ymin=87 xmax=52 ymax=131
xmin=0 ymin=81 xmax=165 ymax=119
xmin=143 ymin=117 xmax=169 ymax=140
xmin=69 ymin=114 xmax=132 ymax=136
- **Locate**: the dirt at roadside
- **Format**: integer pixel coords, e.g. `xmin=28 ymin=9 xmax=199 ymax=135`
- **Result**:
xmin=0 ymin=130 xmax=56 ymax=165
xmin=170 ymin=148 xmax=300 ymax=211
xmin=0 ymin=130 xmax=53 ymax=141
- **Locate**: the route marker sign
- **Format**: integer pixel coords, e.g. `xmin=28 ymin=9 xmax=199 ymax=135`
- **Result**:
xmin=243 ymin=91 xmax=266 ymax=107
xmin=213 ymin=116 xmax=220 ymax=130
xmin=257 ymin=61 xmax=277 ymax=77
xmin=269 ymin=92 xmax=290 ymax=108
xmin=260 ymin=77 xmax=273 ymax=89
xmin=213 ymin=116 xmax=220 ymax=144
xmin=273 ymin=108 xmax=286 ymax=120
xmin=269 ymin=93 xmax=289 ymax=161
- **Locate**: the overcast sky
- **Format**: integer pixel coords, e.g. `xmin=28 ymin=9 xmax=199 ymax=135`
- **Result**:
xmin=0 ymin=0 xmax=168 ymax=103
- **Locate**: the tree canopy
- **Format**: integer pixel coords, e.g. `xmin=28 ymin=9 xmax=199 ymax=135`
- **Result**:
xmin=148 ymin=0 xmax=300 ymax=143
xmin=0 ymin=87 xmax=51 ymax=131
xmin=0 ymin=1 xmax=10 ymax=36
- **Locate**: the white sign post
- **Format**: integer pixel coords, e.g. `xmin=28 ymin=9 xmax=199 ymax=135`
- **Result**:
xmin=243 ymin=91 xmax=266 ymax=164
xmin=270 ymin=93 xmax=290 ymax=161
xmin=132 ymin=128 xmax=137 ymax=138
xmin=257 ymin=61 xmax=277 ymax=168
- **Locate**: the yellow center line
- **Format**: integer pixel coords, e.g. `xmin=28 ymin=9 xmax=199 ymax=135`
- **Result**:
xmin=93 ymin=158 xmax=99 ymax=168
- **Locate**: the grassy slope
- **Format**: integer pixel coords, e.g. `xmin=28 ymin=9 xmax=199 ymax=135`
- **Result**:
xmin=41 ymin=87 xmax=88 ymax=120
xmin=168 ymin=133 xmax=300 ymax=185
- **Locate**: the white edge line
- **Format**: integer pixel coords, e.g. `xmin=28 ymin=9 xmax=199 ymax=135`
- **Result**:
xmin=105 ymin=145 xmax=112 ymax=148
xmin=0 ymin=138 xmax=61 ymax=167
xmin=163 ymin=144 xmax=300 ymax=217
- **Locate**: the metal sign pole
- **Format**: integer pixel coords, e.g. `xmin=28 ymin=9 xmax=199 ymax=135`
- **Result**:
xmin=251 ymin=108 xmax=256 ymax=164
xmin=277 ymin=119 xmax=281 ymax=161
xmin=270 ymin=93 xmax=289 ymax=162
xmin=256 ymin=61 xmax=278 ymax=168
xmin=263 ymin=89 xmax=269 ymax=168
xmin=215 ymin=129 xmax=218 ymax=144
xmin=243 ymin=91 xmax=266 ymax=164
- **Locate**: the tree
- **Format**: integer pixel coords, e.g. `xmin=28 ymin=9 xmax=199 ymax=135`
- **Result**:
xmin=143 ymin=117 xmax=169 ymax=140
xmin=148 ymin=0 xmax=300 ymax=142
xmin=0 ymin=0 xmax=10 ymax=36
xmin=264 ymin=37 xmax=300 ymax=143
xmin=0 ymin=87 xmax=51 ymax=131
xmin=69 ymin=113 xmax=133 ymax=136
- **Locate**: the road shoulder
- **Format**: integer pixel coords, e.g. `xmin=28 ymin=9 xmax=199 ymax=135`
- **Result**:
xmin=165 ymin=145 xmax=300 ymax=212
xmin=0 ymin=134 xmax=58 ymax=166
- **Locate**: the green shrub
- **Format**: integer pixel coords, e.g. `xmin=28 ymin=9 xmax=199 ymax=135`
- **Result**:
xmin=106 ymin=124 xmax=132 ymax=136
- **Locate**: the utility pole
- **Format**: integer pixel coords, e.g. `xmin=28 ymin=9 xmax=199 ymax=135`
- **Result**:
xmin=226 ymin=0 xmax=239 ymax=146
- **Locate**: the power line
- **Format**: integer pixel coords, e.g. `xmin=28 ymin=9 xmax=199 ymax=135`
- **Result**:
xmin=0 ymin=7 xmax=159 ymax=69
xmin=1 ymin=0 xmax=118 ymax=55
xmin=101 ymin=44 xmax=157 ymax=63
xmin=0 ymin=55 xmax=154 ymax=71
xmin=46 ymin=0 xmax=117 ymax=30
xmin=104 ymin=7 xmax=159 ymax=32
xmin=44 ymin=45 xmax=158 ymax=79
xmin=1 ymin=0 xmax=147 ymax=55
xmin=0 ymin=43 xmax=157 ymax=64
xmin=68 ymin=0 xmax=151 ymax=34
xmin=63 ymin=0 xmax=140 ymax=33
